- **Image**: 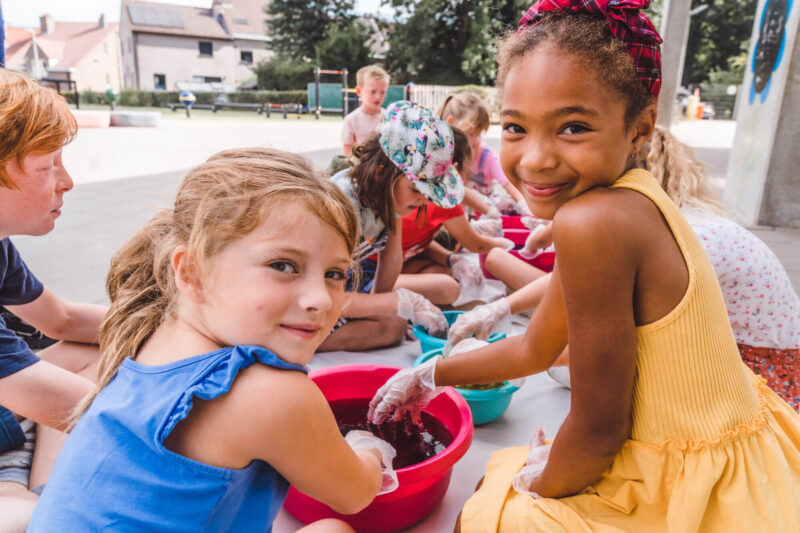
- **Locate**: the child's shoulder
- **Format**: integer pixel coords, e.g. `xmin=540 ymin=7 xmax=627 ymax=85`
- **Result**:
xmin=553 ymin=186 xmax=662 ymax=261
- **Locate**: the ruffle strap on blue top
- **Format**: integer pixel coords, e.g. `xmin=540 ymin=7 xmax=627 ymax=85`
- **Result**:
xmin=159 ymin=345 xmax=307 ymax=444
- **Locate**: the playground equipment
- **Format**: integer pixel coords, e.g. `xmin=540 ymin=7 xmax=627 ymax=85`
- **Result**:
xmin=179 ymin=91 xmax=196 ymax=117
xmin=104 ymin=86 xmax=120 ymax=110
xmin=312 ymin=67 xmax=348 ymax=119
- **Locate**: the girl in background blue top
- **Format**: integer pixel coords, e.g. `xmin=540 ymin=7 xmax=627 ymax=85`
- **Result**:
xmin=28 ymin=149 xmax=398 ymax=533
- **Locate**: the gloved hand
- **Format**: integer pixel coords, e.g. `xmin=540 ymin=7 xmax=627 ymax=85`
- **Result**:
xmin=448 ymin=337 xmax=489 ymax=356
xmin=396 ymin=288 xmax=448 ymax=336
xmin=521 ymin=216 xmax=547 ymax=231
xmin=520 ymin=223 xmax=552 ymax=259
xmin=497 ymin=236 xmax=515 ymax=251
xmin=484 ymin=206 xmax=502 ymax=219
xmin=368 ymin=356 xmax=444 ymax=424
xmin=443 ymin=298 xmax=511 ymax=355
xmin=449 ymin=255 xmax=484 ymax=294
xmin=512 ymin=426 xmax=551 ymax=498
xmin=515 ymin=200 xmax=533 ymax=216
xmin=345 ymin=430 xmax=399 ymax=495
xmin=470 ymin=218 xmax=503 ymax=237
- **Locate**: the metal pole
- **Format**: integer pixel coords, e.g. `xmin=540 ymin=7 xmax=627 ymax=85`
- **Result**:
xmin=315 ymin=67 xmax=321 ymax=120
xmin=656 ymin=0 xmax=693 ymax=127
xmin=342 ymin=68 xmax=348 ymax=118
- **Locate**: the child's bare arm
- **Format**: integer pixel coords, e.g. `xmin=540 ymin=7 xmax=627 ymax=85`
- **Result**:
xmin=444 ymin=215 xmax=509 ymax=253
xmin=5 ymin=288 xmax=106 ymax=344
xmin=528 ymin=194 xmax=639 ymax=498
xmin=461 ymin=188 xmax=494 ymax=214
xmin=0 ymin=361 xmax=93 ymax=431
xmin=372 ymin=227 xmax=403 ymax=293
xmin=239 ymin=369 xmax=384 ymax=514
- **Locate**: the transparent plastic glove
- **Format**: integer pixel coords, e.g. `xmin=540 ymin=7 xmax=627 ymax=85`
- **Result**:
xmin=512 ymin=426 xmax=551 ymax=498
xmin=515 ymin=200 xmax=533 ymax=216
xmin=520 ymin=224 xmax=552 ymax=260
xmin=396 ymin=288 xmax=448 ymax=336
xmin=344 ymin=430 xmax=399 ymax=495
xmin=498 ymin=236 xmax=515 ymax=251
xmin=448 ymin=337 xmax=489 ymax=356
xmin=449 ymin=255 xmax=484 ymax=294
xmin=520 ymin=216 xmax=547 ymax=231
xmin=484 ymin=206 xmax=502 ymax=219
xmin=492 ymin=193 xmax=517 ymax=215
xmin=443 ymin=298 xmax=511 ymax=355
xmin=470 ymin=218 xmax=502 ymax=237
xmin=368 ymin=356 xmax=444 ymax=425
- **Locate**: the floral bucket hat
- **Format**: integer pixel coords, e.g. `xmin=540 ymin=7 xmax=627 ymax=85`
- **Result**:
xmin=379 ymin=100 xmax=465 ymax=208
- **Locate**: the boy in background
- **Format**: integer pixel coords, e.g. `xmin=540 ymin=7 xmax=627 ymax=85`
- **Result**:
xmin=341 ymin=65 xmax=390 ymax=156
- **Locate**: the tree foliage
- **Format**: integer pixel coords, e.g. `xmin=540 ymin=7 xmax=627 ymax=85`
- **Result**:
xmin=314 ymin=20 xmax=376 ymax=86
xmin=683 ymin=0 xmax=758 ymax=85
xmin=383 ymin=0 xmax=529 ymax=85
xmin=265 ymin=0 xmax=355 ymax=61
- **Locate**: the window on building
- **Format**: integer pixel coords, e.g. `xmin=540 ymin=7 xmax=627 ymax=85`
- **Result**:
xmin=240 ymin=50 xmax=253 ymax=64
xmin=192 ymin=76 xmax=222 ymax=83
xmin=199 ymin=41 xmax=213 ymax=56
xmin=154 ymin=73 xmax=166 ymax=90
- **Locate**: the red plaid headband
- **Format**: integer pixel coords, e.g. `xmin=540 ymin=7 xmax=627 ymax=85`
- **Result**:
xmin=518 ymin=0 xmax=663 ymax=97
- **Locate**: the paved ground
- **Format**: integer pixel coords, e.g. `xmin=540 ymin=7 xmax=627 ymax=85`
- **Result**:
xmin=11 ymin=115 xmax=800 ymax=532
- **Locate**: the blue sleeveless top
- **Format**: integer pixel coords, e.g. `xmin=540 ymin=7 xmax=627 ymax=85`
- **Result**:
xmin=28 ymin=345 xmax=307 ymax=532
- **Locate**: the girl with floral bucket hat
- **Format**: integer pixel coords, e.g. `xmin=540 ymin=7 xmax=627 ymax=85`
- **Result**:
xmin=320 ymin=101 xmax=461 ymax=352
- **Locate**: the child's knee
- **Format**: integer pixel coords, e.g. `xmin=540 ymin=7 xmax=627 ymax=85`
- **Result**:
xmin=484 ymin=247 xmax=510 ymax=273
xmin=440 ymin=277 xmax=460 ymax=305
xmin=377 ymin=316 xmax=408 ymax=347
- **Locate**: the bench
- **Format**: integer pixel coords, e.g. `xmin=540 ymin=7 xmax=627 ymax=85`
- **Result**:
xmin=166 ymin=103 xmax=214 ymax=111
xmin=212 ymin=102 xmax=264 ymax=113
xmin=263 ymin=103 xmax=304 ymax=119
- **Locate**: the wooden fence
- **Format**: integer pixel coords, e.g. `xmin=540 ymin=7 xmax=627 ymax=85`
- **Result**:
xmin=406 ymin=84 xmax=501 ymax=122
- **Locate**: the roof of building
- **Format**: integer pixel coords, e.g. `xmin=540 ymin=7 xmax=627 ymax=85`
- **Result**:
xmin=3 ymin=27 xmax=40 ymax=67
xmin=122 ymin=0 xmax=268 ymax=42
xmin=4 ymin=21 xmax=118 ymax=70
xmin=35 ymin=21 xmax=119 ymax=69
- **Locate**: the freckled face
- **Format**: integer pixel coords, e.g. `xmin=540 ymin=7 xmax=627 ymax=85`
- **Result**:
xmin=500 ymin=50 xmax=637 ymax=220
xmin=194 ymin=205 xmax=351 ymax=366
xmin=0 ymin=149 xmax=73 ymax=237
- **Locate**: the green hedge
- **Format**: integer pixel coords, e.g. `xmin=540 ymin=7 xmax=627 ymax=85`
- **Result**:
xmin=62 ymin=90 xmax=308 ymax=107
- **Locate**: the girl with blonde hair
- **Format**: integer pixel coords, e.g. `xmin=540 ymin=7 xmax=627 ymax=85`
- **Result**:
xmin=28 ymin=149 xmax=398 ymax=532
xmin=647 ymin=126 xmax=800 ymax=410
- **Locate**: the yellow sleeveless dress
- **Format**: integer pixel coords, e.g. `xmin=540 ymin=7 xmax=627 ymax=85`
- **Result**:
xmin=461 ymin=169 xmax=800 ymax=532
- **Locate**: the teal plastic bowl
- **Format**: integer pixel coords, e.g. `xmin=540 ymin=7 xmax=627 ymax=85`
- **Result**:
xmin=414 ymin=348 xmax=519 ymax=425
xmin=412 ymin=310 xmax=505 ymax=354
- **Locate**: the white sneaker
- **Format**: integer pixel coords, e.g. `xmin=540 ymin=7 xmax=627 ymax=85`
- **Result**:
xmin=546 ymin=366 xmax=571 ymax=389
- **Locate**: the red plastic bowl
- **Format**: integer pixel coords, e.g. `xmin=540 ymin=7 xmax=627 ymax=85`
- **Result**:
xmin=480 ymin=248 xmax=556 ymax=279
xmin=283 ymin=365 xmax=473 ymax=533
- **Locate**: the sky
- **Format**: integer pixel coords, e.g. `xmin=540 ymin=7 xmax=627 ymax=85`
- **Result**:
xmin=2 ymin=0 xmax=390 ymax=28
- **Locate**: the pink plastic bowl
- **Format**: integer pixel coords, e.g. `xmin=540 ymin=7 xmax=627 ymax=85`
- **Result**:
xmin=283 ymin=365 xmax=474 ymax=533
xmin=500 ymin=215 xmax=525 ymax=229
xmin=480 ymin=227 xmax=556 ymax=280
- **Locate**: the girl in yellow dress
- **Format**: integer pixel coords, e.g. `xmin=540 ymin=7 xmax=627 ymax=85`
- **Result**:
xmin=368 ymin=1 xmax=800 ymax=531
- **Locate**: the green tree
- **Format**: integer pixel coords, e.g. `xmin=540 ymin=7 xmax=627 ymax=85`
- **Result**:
xmin=383 ymin=0 xmax=528 ymax=85
xmin=266 ymin=0 xmax=355 ymax=61
xmin=683 ymin=0 xmax=757 ymax=85
xmin=253 ymin=56 xmax=314 ymax=90
xmin=314 ymin=20 xmax=376 ymax=86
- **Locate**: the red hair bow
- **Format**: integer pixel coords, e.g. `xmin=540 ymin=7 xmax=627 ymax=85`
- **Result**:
xmin=518 ymin=0 xmax=663 ymax=97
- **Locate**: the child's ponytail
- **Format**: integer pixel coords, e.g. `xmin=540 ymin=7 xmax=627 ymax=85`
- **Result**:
xmin=645 ymin=126 xmax=726 ymax=216
xmin=72 ymin=210 xmax=178 ymax=422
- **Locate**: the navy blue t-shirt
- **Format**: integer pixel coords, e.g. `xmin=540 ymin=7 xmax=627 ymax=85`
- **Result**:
xmin=0 ymin=238 xmax=43 ymax=379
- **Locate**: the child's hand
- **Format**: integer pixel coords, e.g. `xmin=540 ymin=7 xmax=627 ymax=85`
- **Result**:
xmin=485 ymin=206 xmax=502 ymax=219
xmin=512 ymin=426 xmax=551 ymax=498
xmin=449 ymin=255 xmax=484 ymax=293
xmin=396 ymin=288 xmax=448 ymax=336
xmin=515 ymin=200 xmax=533 ymax=216
xmin=470 ymin=218 xmax=502 ymax=237
xmin=443 ymin=298 xmax=511 ymax=355
xmin=521 ymin=223 xmax=553 ymax=257
xmin=368 ymin=356 xmax=444 ymax=425
xmin=344 ymin=430 xmax=399 ymax=495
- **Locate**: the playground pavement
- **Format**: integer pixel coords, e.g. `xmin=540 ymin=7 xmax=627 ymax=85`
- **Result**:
xmin=11 ymin=116 xmax=800 ymax=532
